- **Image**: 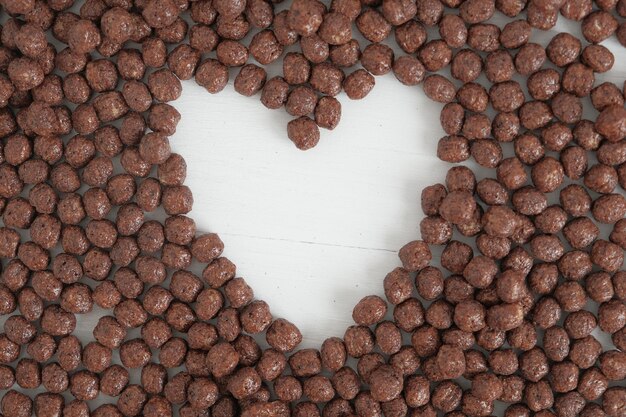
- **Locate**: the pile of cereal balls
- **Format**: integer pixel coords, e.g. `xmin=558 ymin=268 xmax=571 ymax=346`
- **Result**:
xmin=0 ymin=0 xmax=625 ymax=412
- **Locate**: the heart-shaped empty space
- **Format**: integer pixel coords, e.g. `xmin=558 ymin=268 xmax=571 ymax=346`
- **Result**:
xmin=174 ymin=74 xmax=447 ymax=346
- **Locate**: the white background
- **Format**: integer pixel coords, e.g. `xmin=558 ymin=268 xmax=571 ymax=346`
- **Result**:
xmin=172 ymin=20 xmax=625 ymax=347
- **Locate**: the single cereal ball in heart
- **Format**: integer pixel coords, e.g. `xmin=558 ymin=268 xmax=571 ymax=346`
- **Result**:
xmin=352 ymin=295 xmax=387 ymax=326
xmin=438 ymin=190 xmax=476 ymax=225
xmin=398 ymin=240 xmax=431 ymax=272
xmin=369 ymin=365 xmax=403 ymax=402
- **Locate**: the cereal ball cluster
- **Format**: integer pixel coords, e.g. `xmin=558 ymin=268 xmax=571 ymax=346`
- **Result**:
xmin=0 ymin=0 xmax=625 ymax=413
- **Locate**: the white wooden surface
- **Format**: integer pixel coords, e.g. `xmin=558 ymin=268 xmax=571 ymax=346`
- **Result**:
xmin=173 ymin=21 xmax=625 ymax=348
xmin=175 ymin=74 xmax=444 ymax=347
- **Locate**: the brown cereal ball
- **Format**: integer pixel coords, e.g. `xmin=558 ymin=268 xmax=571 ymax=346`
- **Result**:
xmin=581 ymin=10 xmax=617 ymax=43
xmin=226 ymin=367 xmax=261 ymax=400
xmin=591 ymin=82 xmax=624 ymax=111
xmin=416 ymin=41 xmax=451 ymax=73
xmin=489 ymin=82 xmax=524 ymax=114
xmin=427 ymin=382 xmax=460 ymax=413
xmin=142 ymin=0 xmax=179 ymax=28
xmin=440 ymin=103 xmax=464 ymax=136
xmin=527 ymin=70 xmax=561 ymax=102
xmin=287 ymin=117 xmax=320 ymax=150
xmin=514 ymin=43 xmax=546 ymax=76
xmin=1 ymin=390 xmax=32 ymax=417
xmin=393 ymin=20 xmax=426 ymax=55
xmin=585 ymin=271 xmax=615 ymax=303
xmin=285 ymin=86 xmax=317 ymax=116
xmin=309 ymin=63 xmax=343 ymax=97
xmin=470 ymin=139 xmax=502 ymax=168
xmin=313 ymin=96 xmax=340 ymax=130
xmin=260 ymin=77 xmax=289 ymax=110
xmin=437 ymin=135 xmax=470 ymax=163
xmin=596 ymin=105 xmax=626 ymax=142
xmin=117 ymin=385 xmax=148 ymax=417
xmin=470 ymin=373 xmax=503 ymax=403
xmin=546 ymin=33 xmax=581 ymax=67
xmin=611 ymin=220 xmax=626 ymax=250
xmin=195 ymin=59 xmax=229 ymax=94
xmin=590 ymin=239 xmax=624 ymax=273
xmin=274 ymin=376 xmax=302 ymax=402
xmin=233 ymin=64 xmax=266 ymax=97
xmin=561 ymin=63 xmax=594 ymax=98
xmin=316 ymin=12 xmax=351 ymax=46
xmin=329 ymin=39 xmax=361 ymax=68
xmin=592 ymin=193 xmax=626 ymax=224
xmin=265 ymin=318 xmax=302 ymax=353
xmin=554 ymin=281 xmax=587 ymax=312
xmin=584 ymin=164 xmax=618 ymax=194
xmin=287 ymin=0 xmax=325 ymax=37
xmin=438 ymin=15 xmax=467 ymax=48
xmin=342 ymin=325 xmax=374 ymax=359
xmin=15 ymin=358 xmax=41 ymax=389
xmin=549 ymin=92 xmax=582 ymax=126
xmin=358 ymin=43 xmax=394 ymax=77
xmin=601 ymin=386 xmax=626 ymax=417
xmin=396 ymin=240 xmax=431 ymax=272
xmin=297 ymin=34 xmax=327 ymax=64
xmin=486 ymin=302 xmax=524 ymax=331
xmin=598 ymin=299 xmax=626 ymax=334
xmin=352 ymin=295 xmax=387 ymax=326
xmin=330 ymin=0 xmax=360 ymax=21
xmin=101 ymin=8 xmax=133 ymax=43
xmin=317 ymin=338 xmax=346 ymax=374
xmin=366 ymin=364 xmax=403 ymax=402
xmin=246 ymin=31 xmax=281 ymax=66
xmin=499 ymin=19 xmax=531 ymax=48
xmin=357 ymin=354 xmax=384 ymax=386
xmin=283 ymin=52 xmax=310 ymax=85
xmin=423 ymin=75 xmax=455 ymax=103
xmin=394 ymin=56 xmax=426 ymax=86
xmin=451 ymin=50 xmax=482 ymax=83
xmin=582 ymin=44 xmax=614 ymax=72
xmin=560 ymin=145 xmax=587 ymax=179
xmin=531 ymin=157 xmax=564 ymax=193
xmin=141 ymin=317 xmax=171 ymax=350
xmin=342 ymin=69 xmax=376 ymax=100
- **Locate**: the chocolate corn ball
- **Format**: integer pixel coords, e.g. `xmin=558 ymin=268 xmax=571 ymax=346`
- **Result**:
xmin=287 ymin=117 xmax=320 ymax=150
